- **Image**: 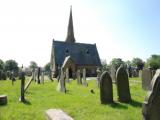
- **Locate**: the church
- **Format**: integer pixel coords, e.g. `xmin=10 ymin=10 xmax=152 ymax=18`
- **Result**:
xmin=50 ymin=7 xmax=101 ymax=78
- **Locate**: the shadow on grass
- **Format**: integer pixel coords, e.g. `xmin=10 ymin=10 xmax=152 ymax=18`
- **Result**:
xmin=22 ymin=100 xmax=31 ymax=105
xmin=0 ymin=103 xmax=7 ymax=106
xmin=129 ymin=99 xmax=142 ymax=108
xmin=109 ymin=102 xmax=128 ymax=109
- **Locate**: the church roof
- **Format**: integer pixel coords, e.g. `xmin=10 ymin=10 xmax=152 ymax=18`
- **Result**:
xmin=53 ymin=40 xmax=101 ymax=66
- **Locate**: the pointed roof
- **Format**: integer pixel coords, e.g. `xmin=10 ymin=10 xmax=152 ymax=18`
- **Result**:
xmin=65 ymin=6 xmax=76 ymax=43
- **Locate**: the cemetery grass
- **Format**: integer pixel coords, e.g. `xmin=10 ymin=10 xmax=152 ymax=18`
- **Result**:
xmin=0 ymin=77 xmax=146 ymax=120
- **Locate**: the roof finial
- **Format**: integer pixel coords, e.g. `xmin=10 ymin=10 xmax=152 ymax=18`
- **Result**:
xmin=65 ymin=6 xmax=76 ymax=43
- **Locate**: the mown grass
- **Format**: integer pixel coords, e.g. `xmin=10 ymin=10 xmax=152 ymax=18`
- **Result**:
xmin=0 ymin=77 xmax=146 ymax=120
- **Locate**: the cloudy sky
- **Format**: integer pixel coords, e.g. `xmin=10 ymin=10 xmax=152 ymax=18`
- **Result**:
xmin=0 ymin=0 xmax=159 ymax=67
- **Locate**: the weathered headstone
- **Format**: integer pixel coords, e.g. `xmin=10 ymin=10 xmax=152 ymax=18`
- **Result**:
xmin=41 ymin=70 xmax=44 ymax=84
xmin=0 ymin=95 xmax=7 ymax=105
xmin=116 ymin=65 xmax=131 ymax=103
xmin=139 ymin=70 xmax=142 ymax=78
xmin=142 ymin=68 xmax=152 ymax=91
xmin=142 ymin=69 xmax=160 ymax=120
xmin=111 ymin=65 xmax=116 ymax=83
xmin=82 ymin=68 xmax=88 ymax=87
xmin=19 ymin=70 xmax=26 ymax=102
xmin=96 ymin=68 xmax=101 ymax=87
xmin=45 ymin=109 xmax=73 ymax=120
xmin=100 ymin=71 xmax=113 ymax=104
xmin=57 ymin=69 xmax=66 ymax=93
xmin=76 ymin=69 xmax=82 ymax=85
xmin=65 ymin=68 xmax=70 ymax=83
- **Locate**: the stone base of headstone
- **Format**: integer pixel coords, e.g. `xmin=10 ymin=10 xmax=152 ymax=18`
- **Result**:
xmin=45 ymin=109 xmax=73 ymax=120
xmin=0 ymin=95 xmax=7 ymax=105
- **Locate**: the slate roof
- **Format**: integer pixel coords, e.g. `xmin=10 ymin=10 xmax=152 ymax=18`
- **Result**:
xmin=53 ymin=40 xmax=101 ymax=66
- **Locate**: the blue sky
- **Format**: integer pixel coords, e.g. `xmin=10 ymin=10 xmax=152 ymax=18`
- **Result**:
xmin=0 ymin=0 xmax=159 ymax=66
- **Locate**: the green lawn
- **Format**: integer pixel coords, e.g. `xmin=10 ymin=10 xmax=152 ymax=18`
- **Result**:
xmin=0 ymin=77 xmax=146 ymax=120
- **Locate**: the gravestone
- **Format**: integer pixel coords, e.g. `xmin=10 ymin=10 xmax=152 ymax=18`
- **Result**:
xmin=82 ymin=68 xmax=88 ymax=87
xmin=65 ymin=68 xmax=69 ymax=83
xmin=45 ymin=109 xmax=73 ymax=120
xmin=142 ymin=68 xmax=152 ymax=91
xmin=0 ymin=95 xmax=7 ymax=105
xmin=41 ymin=70 xmax=44 ymax=84
xmin=100 ymin=71 xmax=113 ymax=104
xmin=76 ymin=69 xmax=82 ymax=85
xmin=116 ymin=65 xmax=131 ymax=103
xmin=139 ymin=70 xmax=142 ymax=78
xmin=19 ymin=69 xmax=26 ymax=102
xmin=37 ymin=67 xmax=41 ymax=84
xmin=57 ymin=69 xmax=66 ymax=93
xmin=96 ymin=68 xmax=101 ymax=87
xmin=111 ymin=65 xmax=116 ymax=83
xmin=142 ymin=69 xmax=160 ymax=120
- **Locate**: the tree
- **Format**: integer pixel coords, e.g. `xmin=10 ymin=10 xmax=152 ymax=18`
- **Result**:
xmin=5 ymin=60 xmax=18 ymax=72
xmin=0 ymin=59 xmax=4 ymax=70
xmin=146 ymin=55 xmax=160 ymax=70
xmin=101 ymin=59 xmax=108 ymax=72
xmin=29 ymin=61 xmax=38 ymax=71
xmin=44 ymin=62 xmax=50 ymax=74
xmin=131 ymin=58 xmax=144 ymax=70
xmin=110 ymin=58 xmax=125 ymax=70
xmin=5 ymin=60 xmax=19 ymax=78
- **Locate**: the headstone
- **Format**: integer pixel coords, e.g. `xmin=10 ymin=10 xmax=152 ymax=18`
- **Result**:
xmin=82 ymin=68 xmax=88 ymax=87
xmin=96 ymin=68 xmax=101 ymax=87
xmin=19 ymin=70 xmax=26 ymax=102
xmin=57 ymin=69 xmax=66 ymax=93
xmin=37 ymin=67 xmax=41 ymax=84
xmin=116 ymin=65 xmax=131 ymax=103
xmin=142 ymin=68 xmax=152 ymax=90
xmin=41 ymin=70 xmax=44 ymax=84
xmin=0 ymin=95 xmax=7 ymax=105
xmin=142 ymin=69 xmax=160 ymax=120
xmin=76 ymin=69 xmax=82 ymax=85
xmin=100 ymin=71 xmax=113 ymax=104
xmin=45 ymin=109 xmax=73 ymax=120
xmin=139 ymin=70 xmax=142 ymax=78
xmin=65 ymin=68 xmax=69 ymax=83
xmin=111 ymin=65 xmax=116 ymax=83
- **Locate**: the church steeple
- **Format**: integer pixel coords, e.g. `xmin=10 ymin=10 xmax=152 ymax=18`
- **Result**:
xmin=65 ymin=6 xmax=76 ymax=43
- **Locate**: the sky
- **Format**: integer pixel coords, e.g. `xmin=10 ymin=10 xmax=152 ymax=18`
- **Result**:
xmin=0 ymin=0 xmax=159 ymax=67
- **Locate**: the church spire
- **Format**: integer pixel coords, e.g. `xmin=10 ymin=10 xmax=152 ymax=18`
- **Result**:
xmin=65 ymin=6 xmax=76 ymax=43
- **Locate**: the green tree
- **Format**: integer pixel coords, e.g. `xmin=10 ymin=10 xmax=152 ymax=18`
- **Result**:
xmin=5 ymin=60 xmax=19 ymax=78
xmin=29 ymin=61 xmax=38 ymax=71
xmin=131 ymin=58 xmax=144 ymax=70
xmin=146 ymin=55 xmax=160 ymax=70
xmin=0 ymin=59 xmax=4 ymax=70
xmin=44 ymin=62 xmax=50 ymax=73
xmin=110 ymin=58 xmax=125 ymax=70
xmin=101 ymin=59 xmax=108 ymax=71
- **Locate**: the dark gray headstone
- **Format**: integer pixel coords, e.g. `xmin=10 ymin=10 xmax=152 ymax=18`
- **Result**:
xmin=100 ymin=71 xmax=113 ymax=104
xmin=142 ymin=69 xmax=160 ymax=120
xmin=142 ymin=69 xmax=152 ymax=90
xmin=116 ymin=65 xmax=131 ymax=103
xmin=37 ymin=67 xmax=41 ymax=84
xmin=0 ymin=95 xmax=7 ymax=105
xmin=19 ymin=70 xmax=25 ymax=102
